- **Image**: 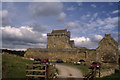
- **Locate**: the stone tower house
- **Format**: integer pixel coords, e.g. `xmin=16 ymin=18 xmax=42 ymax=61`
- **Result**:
xmin=47 ymin=29 xmax=75 ymax=49
xmin=96 ymin=34 xmax=119 ymax=63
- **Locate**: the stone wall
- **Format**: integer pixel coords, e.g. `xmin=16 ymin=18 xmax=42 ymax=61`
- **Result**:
xmin=47 ymin=29 xmax=72 ymax=49
xmin=86 ymin=49 xmax=97 ymax=63
xmin=25 ymin=48 xmax=77 ymax=61
xmin=24 ymin=48 xmax=97 ymax=63
xmin=96 ymin=34 xmax=119 ymax=63
xmin=96 ymin=68 xmax=115 ymax=77
xmin=69 ymin=40 xmax=75 ymax=48
xmin=47 ymin=33 xmax=71 ymax=49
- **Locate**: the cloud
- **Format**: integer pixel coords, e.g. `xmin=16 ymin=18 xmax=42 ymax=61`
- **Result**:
xmin=1 ymin=26 xmax=47 ymax=49
xmin=93 ymin=13 xmax=98 ymax=18
xmin=65 ymin=21 xmax=86 ymax=34
xmin=65 ymin=16 xmax=117 ymax=41
xmin=90 ymin=13 xmax=98 ymax=21
xmin=0 ymin=10 xmax=12 ymax=26
xmin=91 ymin=4 xmax=96 ymax=8
xmin=72 ymin=37 xmax=90 ymax=43
xmin=66 ymin=22 xmax=79 ymax=28
xmin=94 ymin=35 xmax=103 ymax=40
xmin=89 ymin=16 xmax=118 ymax=30
xmin=101 ymin=17 xmax=117 ymax=25
xmin=84 ymin=16 xmax=118 ymax=39
xmin=57 ymin=12 xmax=66 ymax=21
xmin=29 ymin=22 xmax=48 ymax=32
xmin=1 ymin=24 xmax=105 ymax=50
xmin=67 ymin=6 xmax=75 ymax=11
xmin=104 ymin=24 xmax=115 ymax=29
xmin=91 ymin=35 xmax=103 ymax=43
xmin=66 ymin=17 xmax=117 ymax=46
xmin=28 ymin=2 xmax=63 ymax=17
xmin=71 ymin=37 xmax=91 ymax=48
xmin=71 ymin=35 xmax=103 ymax=49
xmin=112 ymin=10 xmax=119 ymax=14
xmin=81 ymin=14 xmax=90 ymax=20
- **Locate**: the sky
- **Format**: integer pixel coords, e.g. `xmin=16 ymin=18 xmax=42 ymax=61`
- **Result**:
xmin=1 ymin=2 xmax=119 ymax=51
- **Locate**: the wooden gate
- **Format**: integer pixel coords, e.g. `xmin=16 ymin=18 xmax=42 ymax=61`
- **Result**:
xmin=26 ymin=62 xmax=56 ymax=80
xmin=26 ymin=63 xmax=48 ymax=80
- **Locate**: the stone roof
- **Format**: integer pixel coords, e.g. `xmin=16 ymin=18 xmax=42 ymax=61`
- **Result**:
xmin=52 ymin=29 xmax=67 ymax=33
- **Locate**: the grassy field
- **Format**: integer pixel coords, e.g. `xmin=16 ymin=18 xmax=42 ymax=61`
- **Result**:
xmin=2 ymin=54 xmax=34 ymax=78
xmin=62 ymin=63 xmax=89 ymax=76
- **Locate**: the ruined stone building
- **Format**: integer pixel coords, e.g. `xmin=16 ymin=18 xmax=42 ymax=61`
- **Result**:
xmin=96 ymin=34 xmax=119 ymax=63
xmin=24 ymin=29 xmax=119 ymax=64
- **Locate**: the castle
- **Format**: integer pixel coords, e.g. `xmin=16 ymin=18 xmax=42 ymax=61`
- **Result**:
xmin=24 ymin=29 xmax=119 ymax=64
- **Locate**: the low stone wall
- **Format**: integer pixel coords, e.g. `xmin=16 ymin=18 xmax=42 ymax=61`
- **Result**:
xmin=96 ymin=63 xmax=119 ymax=77
xmin=96 ymin=68 xmax=115 ymax=77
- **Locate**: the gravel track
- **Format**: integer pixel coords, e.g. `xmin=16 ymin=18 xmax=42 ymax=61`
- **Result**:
xmin=55 ymin=64 xmax=83 ymax=79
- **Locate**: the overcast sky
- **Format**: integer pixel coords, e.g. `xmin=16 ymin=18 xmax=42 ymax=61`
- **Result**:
xmin=1 ymin=2 xmax=119 ymax=50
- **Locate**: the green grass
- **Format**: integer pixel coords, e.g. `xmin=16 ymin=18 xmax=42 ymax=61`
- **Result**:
xmin=62 ymin=63 xmax=89 ymax=75
xmin=102 ymin=72 xmax=120 ymax=79
xmin=2 ymin=54 xmax=34 ymax=78
xmin=0 ymin=54 xmax=2 ymax=79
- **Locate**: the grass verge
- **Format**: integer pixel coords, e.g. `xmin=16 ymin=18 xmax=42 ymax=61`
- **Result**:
xmin=102 ymin=71 xmax=120 ymax=79
xmin=2 ymin=54 xmax=34 ymax=78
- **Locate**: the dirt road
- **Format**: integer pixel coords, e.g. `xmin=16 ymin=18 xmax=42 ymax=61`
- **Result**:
xmin=55 ymin=64 xmax=83 ymax=79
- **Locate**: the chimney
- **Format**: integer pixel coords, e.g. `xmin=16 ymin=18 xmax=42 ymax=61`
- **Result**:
xmin=105 ymin=34 xmax=111 ymax=37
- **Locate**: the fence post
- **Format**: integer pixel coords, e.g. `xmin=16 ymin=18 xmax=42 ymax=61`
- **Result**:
xmin=46 ymin=64 xmax=49 ymax=80
xmin=99 ymin=68 xmax=100 ymax=77
xmin=45 ymin=65 xmax=47 ymax=80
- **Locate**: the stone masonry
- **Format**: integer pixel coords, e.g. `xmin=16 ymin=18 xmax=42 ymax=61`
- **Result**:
xmin=24 ymin=29 xmax=119 ymax=64
xmin=96 ymin=34 xmax=119 ymax=63
xmin=47 ymin=29 xmax=74 ymax=49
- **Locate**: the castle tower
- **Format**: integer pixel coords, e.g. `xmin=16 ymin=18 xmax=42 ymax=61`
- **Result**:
xmin=96 ymin=34 xmax=119 ymax=63
xmin=47 ymin=29 xmax=74 ymax=49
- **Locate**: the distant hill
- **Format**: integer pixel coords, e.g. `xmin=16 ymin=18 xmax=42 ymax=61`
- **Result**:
xmin=2 ymin=49 xmax=25 ymax=57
